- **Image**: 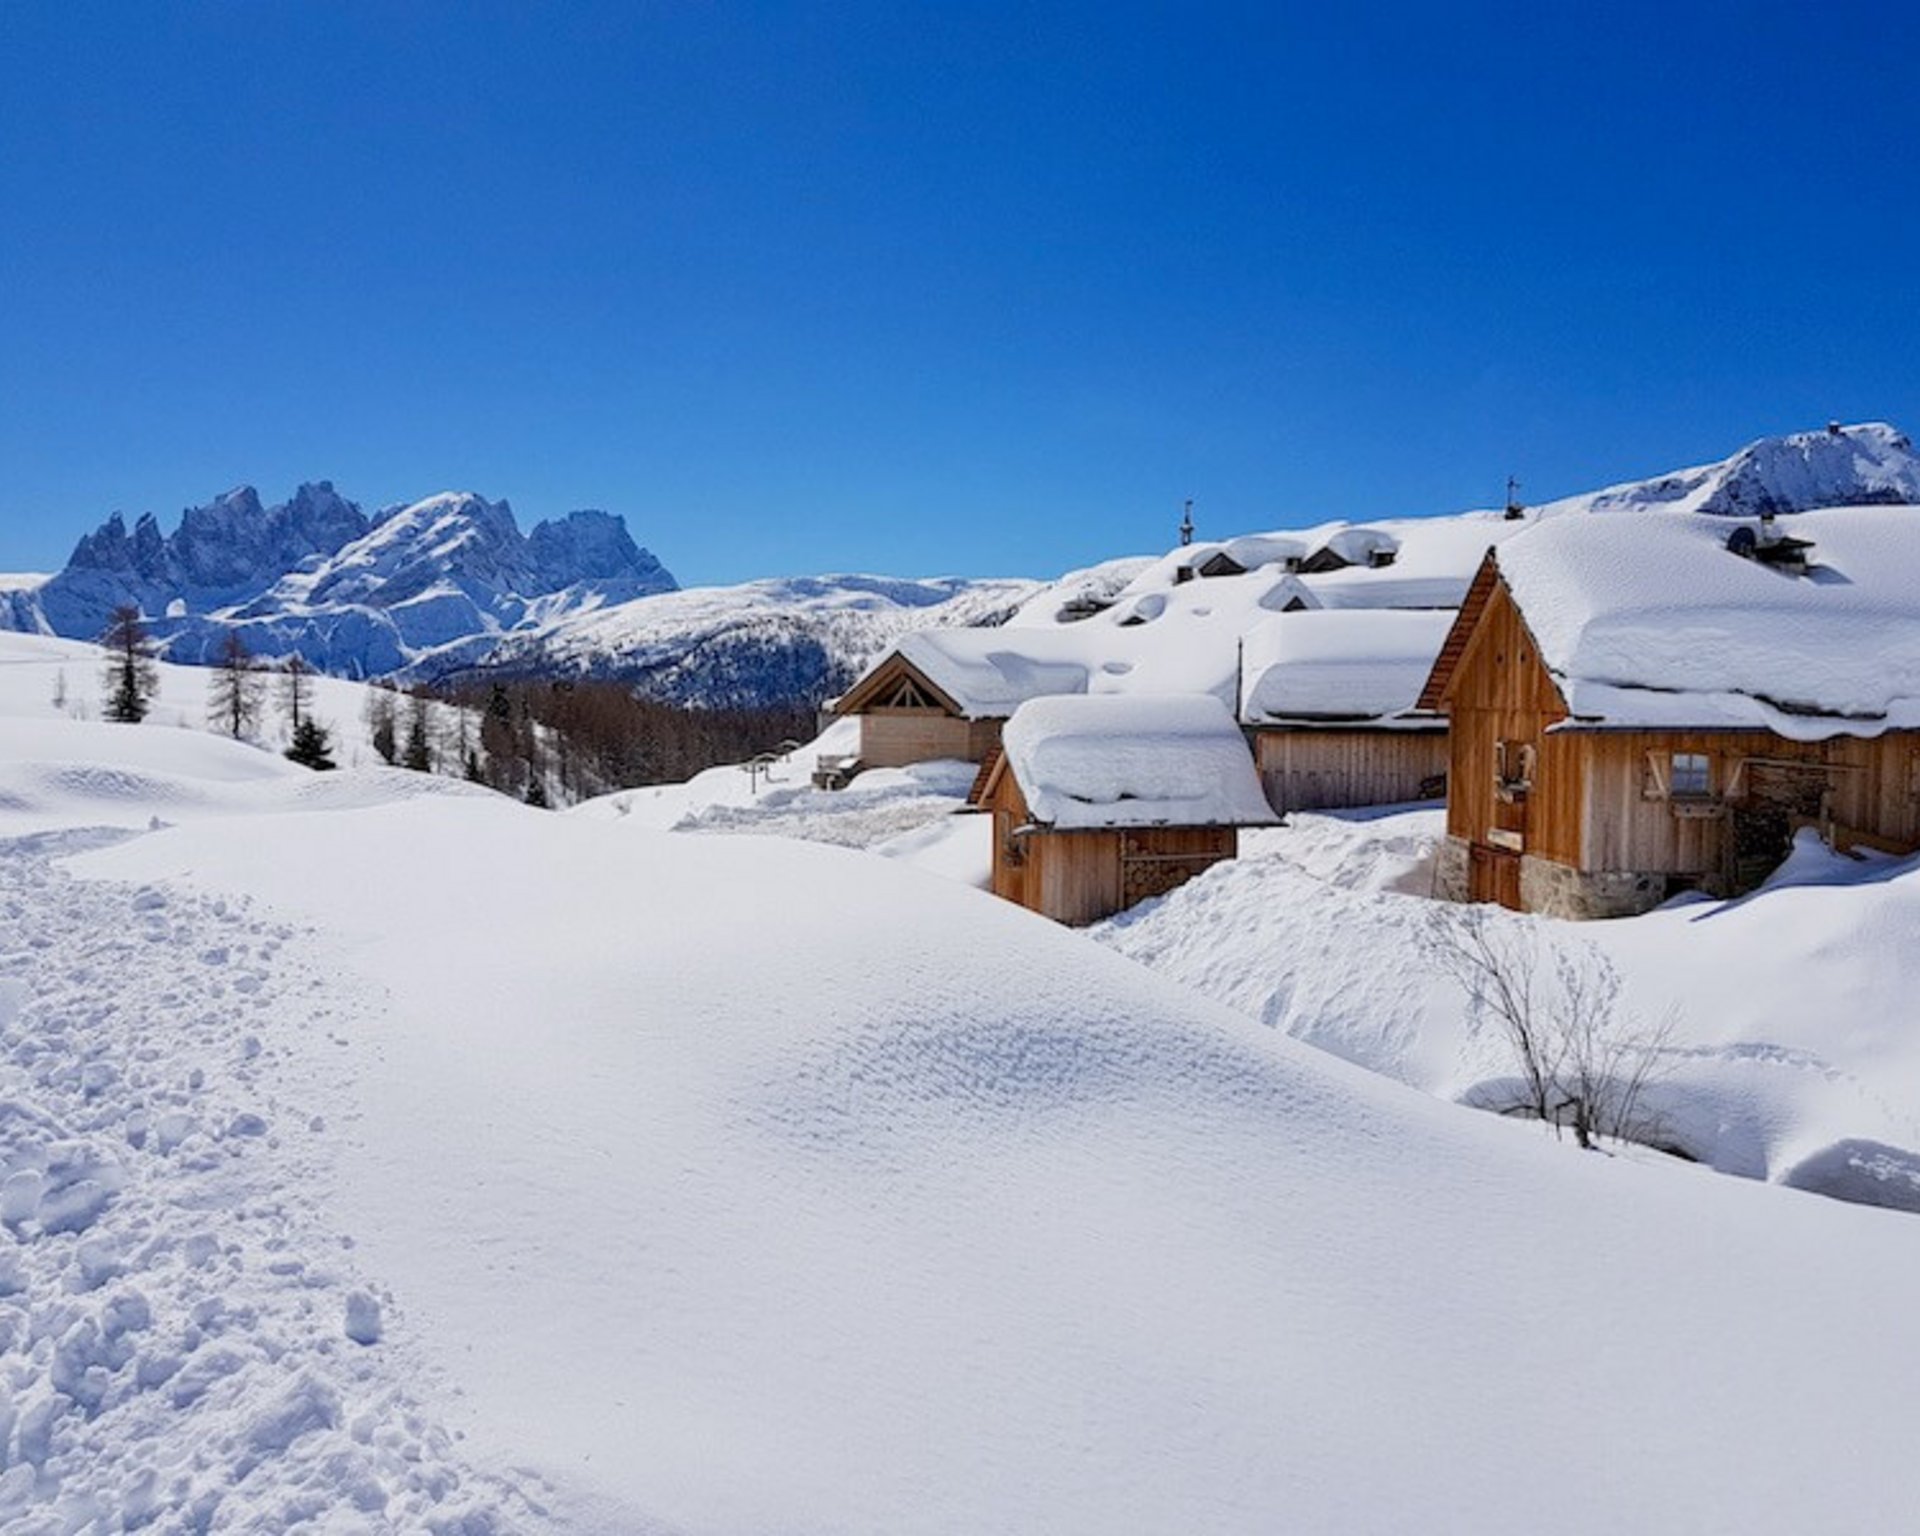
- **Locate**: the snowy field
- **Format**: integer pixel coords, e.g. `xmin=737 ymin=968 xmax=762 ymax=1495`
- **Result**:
xmin=5 ymin=633 xmax=1920 ymax=1530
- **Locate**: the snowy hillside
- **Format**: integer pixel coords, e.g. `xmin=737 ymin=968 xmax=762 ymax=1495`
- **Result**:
xmin=1095 ymin=808 xmax=1920 ymax=1211
xmin=0 ymin=630 xmax=473 ymax=783
xmin=5 ymin=675 xmax=1920 ymax=1528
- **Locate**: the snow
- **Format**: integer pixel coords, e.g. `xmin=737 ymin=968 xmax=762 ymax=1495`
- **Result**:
xmin=864 ymin=514 xmax=1527 ymax=722
xmin=10 ymin=623 xmax=1920 ymax=1529
xmin=1094 ymin=808 xmax=1920 ymax=1209
xmin=1495 ymin=503 xmax=1920 ymax=736
xmin=1240 ymin=608 xmax=1455 ymax=723
xmin=1001 ymin=693 xmax=1277 ymax=829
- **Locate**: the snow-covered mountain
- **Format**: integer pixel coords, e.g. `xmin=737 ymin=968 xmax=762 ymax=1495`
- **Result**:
xmin=8 ymin=423 xmax=1917 ymax=708
xmin=14 ymin=481 xmax=677 ymax=678
xmin=1534 ymin=420 xmax=1920 ymax=519
xmin=475 ymin=573 xmax=1043 ymax=709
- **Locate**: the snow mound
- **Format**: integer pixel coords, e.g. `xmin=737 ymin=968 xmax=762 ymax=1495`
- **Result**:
xmin=1002 ymin=692 xmax=1276 ymax=828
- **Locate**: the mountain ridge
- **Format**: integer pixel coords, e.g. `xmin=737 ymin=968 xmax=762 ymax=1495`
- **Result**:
xmin=5 ymin=421 xmax=1916 ymax=707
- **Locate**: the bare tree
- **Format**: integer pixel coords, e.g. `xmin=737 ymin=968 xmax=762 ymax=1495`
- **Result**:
xmin=101 ymin=605 xmax=159 ymax=723
xmin=207 ymin=629 xmax=266 ymax=739
xmin=51 ymin=668 xmax=68 ymax=714
xmin=281 ymin=654 xmax=315 ymax=735
xmin=1425 ymin=906 xmax=1674 ymax=1151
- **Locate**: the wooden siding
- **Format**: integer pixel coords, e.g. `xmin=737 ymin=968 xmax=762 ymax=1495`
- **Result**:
xmin=1438 ymin=570 xmax=1920 ymax=886
xmin=860 ymin=711 xmax=1001 ymax=768
xmin=1252 ymin=728 xmax=1448 ymax=813
xmin=1437 ymin=580 xmax=1584 ymax=865
xmin=1577 ymin=729 xmax=1920 ymax=875
xmin=980 ymin=769 xmax=1237 ymax=925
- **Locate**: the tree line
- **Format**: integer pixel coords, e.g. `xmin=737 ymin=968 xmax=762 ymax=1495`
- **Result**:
xmin=96 ymin=604 xmax=814 ymax=805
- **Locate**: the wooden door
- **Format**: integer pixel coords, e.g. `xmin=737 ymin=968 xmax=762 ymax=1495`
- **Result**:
xmin=1468 ymin=842 xmax=1523 ymax=910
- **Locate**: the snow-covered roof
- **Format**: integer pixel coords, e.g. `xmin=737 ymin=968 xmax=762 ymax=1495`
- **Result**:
xmin=1001 ymin=693 xmax=1277 ymax=830
xmin=844 ymin=514 xmax=1531 ymax=719
xmin=1494 ymin=505 xmax=1920 ymax=739
xmin=1240 ymin=610 xmax=1455 ymax=726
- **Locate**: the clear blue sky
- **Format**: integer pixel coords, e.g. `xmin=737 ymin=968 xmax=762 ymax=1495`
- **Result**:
xmin=3 ymin=2 xmax=1917 ymax=585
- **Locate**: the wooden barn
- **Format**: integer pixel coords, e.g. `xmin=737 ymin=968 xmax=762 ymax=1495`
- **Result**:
xmin=831 ymin=630 xmax=1090 ymax=770
xmin=1418 ymin=507 xmax=1920 ymax=918
xmin=1239 ymin=609 xmax=1453 ymax=813
xmin=971 ymin=693 xmax=1277 ymax=926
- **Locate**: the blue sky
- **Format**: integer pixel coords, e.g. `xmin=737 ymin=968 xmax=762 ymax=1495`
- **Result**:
xmin=3 ymin=2 xmax=1917 ymax=585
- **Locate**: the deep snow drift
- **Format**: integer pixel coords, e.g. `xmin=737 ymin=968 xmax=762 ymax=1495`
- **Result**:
xmin=1095 ymin=806 xmax=1920 ymax=1211
xmin=3 ymin=678 xmax=1920 ymax=1528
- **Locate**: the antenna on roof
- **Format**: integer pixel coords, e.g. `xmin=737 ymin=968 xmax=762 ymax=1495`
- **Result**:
xmin=1179 ymin=498 xmax=1195 ymax=547
xmin=1504 ymin=476 xmax=1525 ymax=521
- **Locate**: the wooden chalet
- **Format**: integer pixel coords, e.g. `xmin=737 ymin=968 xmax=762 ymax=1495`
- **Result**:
xmin=972 ymin=693 xmax=1277 ymax=926
xmin=1418 ymin=507 xmax=1920 ymax=917
xmin=831 ymin=629 xmax=1093 ymax=770
xmin=1239 ymin=609 xmax=1453 ymax=814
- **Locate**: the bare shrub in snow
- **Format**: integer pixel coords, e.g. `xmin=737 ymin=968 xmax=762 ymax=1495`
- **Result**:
xmin=1425 ymin=906 xmax=1674 ymax=1151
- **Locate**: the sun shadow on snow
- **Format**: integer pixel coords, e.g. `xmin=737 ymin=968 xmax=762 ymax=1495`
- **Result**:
xmin=1779 ymin=1139 xmax=1920 ymax=1215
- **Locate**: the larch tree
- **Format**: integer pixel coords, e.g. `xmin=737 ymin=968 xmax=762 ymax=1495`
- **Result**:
xmin=281 ymin=654 xmax=315 ymax=734
xmin=207 ymin=629 xmax=266 ymax=739
xmin=100 ymin=605 xmax=159 ymax=724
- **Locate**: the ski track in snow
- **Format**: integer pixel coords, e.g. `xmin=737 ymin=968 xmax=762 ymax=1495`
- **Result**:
xmin=0 ymin=832 xmax=556 ymax=1534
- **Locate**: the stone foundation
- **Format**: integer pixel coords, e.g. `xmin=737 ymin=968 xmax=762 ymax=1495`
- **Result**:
xmin=1435 ymin=835 xmax=1471 ymax=902
xmin=1518 ymin=857 xmax=1669 ymax=920
xmin=1432 ymin=836 xmax=1687 ymax=920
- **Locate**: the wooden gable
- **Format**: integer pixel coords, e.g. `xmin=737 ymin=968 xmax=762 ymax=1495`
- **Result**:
xmin=833 ymin=651 xmax=968 ymax=718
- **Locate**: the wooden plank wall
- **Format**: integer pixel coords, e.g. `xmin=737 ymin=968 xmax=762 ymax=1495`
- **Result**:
xmin=1253 ymin=729 xmax=1448 ymax=813
xmin=1440 ymin=583 xmax=1584 ymax=864
xmin=861 ymin=710 xmax=982 ymax=767
xmin=1580 ymin=729 xmax=1920 ymax=873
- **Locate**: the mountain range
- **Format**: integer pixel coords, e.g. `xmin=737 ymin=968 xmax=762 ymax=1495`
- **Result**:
xmin=4 ymin=421 xmax=1917 ymax=709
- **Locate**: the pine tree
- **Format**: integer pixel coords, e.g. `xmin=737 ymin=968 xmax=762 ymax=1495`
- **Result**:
xmin=207 ymin=629 xmax=265 ymax=739
xmin=524 ymin=776 xmax=550 ymax=808
xmin=402 ymin=691 xmax=433 ymax=772
xmin=464 ymin=750 xmax=486 ymax=784
xmin=285 ymin=716 xmax=337 ymax=771
xmin=101 ymin=606 xmax=158 ymax=724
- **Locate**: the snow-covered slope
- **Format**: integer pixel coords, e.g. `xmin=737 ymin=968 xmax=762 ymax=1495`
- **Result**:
xmin=0 ymin=629 xmax=470 ymax=785
xmin=1095 ymin=807 xmax=1920 ymax=1212
xmin=3 ymin=709 xmax=1920 ymax=1530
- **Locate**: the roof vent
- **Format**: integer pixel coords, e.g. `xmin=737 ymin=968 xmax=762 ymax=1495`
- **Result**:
xmin=1727 ymin=511 xmax=1814 ymax=574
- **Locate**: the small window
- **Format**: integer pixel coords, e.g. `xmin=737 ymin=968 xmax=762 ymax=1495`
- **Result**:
xmin=1671 ymin=752 xmax=1711 ymax=798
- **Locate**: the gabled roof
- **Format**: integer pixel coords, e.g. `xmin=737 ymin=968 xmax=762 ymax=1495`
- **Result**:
xmin=1000 ymin=693 xmax=1277 ymax=831
xmin=1420 ymin=506 xmax=1920 ymax=739
xmin=1241 ymin=609 xmax=1456 ymax=727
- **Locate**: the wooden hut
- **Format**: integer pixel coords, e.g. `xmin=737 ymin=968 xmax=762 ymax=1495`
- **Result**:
xmin=1239 ymin=609 xmax=1453 ymax=813
xmin=1417 ymin=507 xmax=1920 ymax=917
xmin=832 ymin=630 xmax=1090 ymax=769
xmin=972 ymin=693 xmax=1277 ymax=925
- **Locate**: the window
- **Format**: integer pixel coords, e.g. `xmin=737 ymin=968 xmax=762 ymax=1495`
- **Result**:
xmin=1494 ymin=740 xmax=1535 ymax=801
xmin=1671 ymin=752 xmax=1711 ymax=798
